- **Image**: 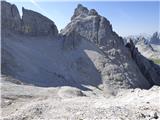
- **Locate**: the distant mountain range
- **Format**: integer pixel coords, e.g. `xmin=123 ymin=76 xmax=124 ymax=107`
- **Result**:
xmin=124 ymin=32 xmax=160 ymax=65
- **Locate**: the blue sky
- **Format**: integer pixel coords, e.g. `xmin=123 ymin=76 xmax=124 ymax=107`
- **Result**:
xmin=7 ymin=0 xmax=159 ymax=37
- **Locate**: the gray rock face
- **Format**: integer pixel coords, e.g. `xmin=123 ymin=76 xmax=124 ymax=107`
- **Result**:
xmin=2 ymin=2 xmax=159 ymax=92
xmin=71 ymin=4 xmax=89 ymax=20
xmin=62 ymin=30 xmax=82 ymax=50
xmin=135 ymin=38 xmax=160 ymax=60
xmin=1 ymin=1 xmax=58 ymax=36
xmin=61 ymin=4 xmax=151 ymax=90
xmin=1 ymin=1 xmax=21 ymax=33
xmin=62 ymin=4 xmax=123 ymax=48
xmin=22 ymin=7 xmax=58 ymax=36
xmin=126 ymin=40 xmax=160 ymax=86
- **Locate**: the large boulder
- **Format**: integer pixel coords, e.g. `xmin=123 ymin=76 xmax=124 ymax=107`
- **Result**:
xmin=22 ymin=7 xmax=58 ymax=36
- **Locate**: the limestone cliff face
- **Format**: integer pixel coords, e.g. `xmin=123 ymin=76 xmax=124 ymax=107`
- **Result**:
xmin=1 ymin=1 xmax=21 ymax=32
xmin=22 ymin=8 xmax=58 ymax=36
xmin=1 ymin=1 xmax=58 ymax=36
xmin=61 ymin=4 xmax=123 ymax=48
xmin=2 ymin=1 xmax=160 ymax=91
xmin=61 ymin=4 xmax=151 ymax=90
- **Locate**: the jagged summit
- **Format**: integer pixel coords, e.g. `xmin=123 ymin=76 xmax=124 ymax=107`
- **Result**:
xmin=1 ymin=1 xmax=58 ymax=36
xmin=71 ymin=4 xmax=89 ymax=20
xmin=150 ymin=32 xmax=160 ymax=45
xmin=62 ymin=4 xmax=121 ymax=48
xmin=61 ymin=4 xmax=152 ymax=89
xmin=71 ymin=4 xmax=99 ymax=20
xmin=1 ymin=1 xmax=21 ymax=32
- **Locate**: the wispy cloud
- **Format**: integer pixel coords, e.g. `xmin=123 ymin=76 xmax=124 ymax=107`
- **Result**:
xmin=29 ymin=0 xmax=48 ymax=15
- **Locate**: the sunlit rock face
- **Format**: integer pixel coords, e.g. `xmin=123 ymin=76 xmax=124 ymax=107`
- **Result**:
xmin=61 ymin=4 xmax=151 ymax=90
xmin=62 ymin=4 xmax=123 ymax=48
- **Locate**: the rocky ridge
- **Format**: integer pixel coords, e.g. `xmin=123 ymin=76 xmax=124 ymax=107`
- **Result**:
xmin=124 ymin=34 xmax=160 ymax=62
xmin=150 ymin=32 xmax=160 ymax=45
xmin=126 ymin=40 xmax=160 ymax=86
xmin=1 ymin=1 xmax=58 ymax=36
xmin=61 ymin=4 xmax=158 ymax=89
xmin=1 ymin=1 xmax=160 ymax=92
xmin=135 ymin=37 xmax=160 ymax=60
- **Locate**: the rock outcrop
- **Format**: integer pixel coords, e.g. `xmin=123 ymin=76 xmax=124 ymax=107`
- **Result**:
xmin=62 ymin=30 xmax=82 ymax=50
xmin=1 ymin=1 xmax=58 ymax=36
xmin=61 ymin=4 xmax=123 ymax=48
xmin=61 ymin=4 xmax=151 ymax=90
xmin=1 ymin=1 xmax=21 ymax=32
xmin=22 ymin=7 xmax=58 ymax=36
xmin=126 ymin=40 xmax=160 ymax=86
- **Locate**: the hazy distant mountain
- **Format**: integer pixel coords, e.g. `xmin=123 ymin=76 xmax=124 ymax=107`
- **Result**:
xmin=124 ymin=32 xmax=160 ymax=65
xmin=150 ymin=32 xmax=160 ymax=45
xmin=136 ymin=38 xmax=160 ymax=63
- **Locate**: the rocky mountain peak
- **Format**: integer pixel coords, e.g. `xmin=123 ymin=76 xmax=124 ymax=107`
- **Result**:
xmin=62 ymin=4 xmax=122 ymax=48
xmin=71 ymin=4 xmax=99 ymax=20
xmin=1 ymin=1 xmax=21 ymax=33
xmin=2 ymin=1 xmax=160 ymax=91
xmin=89 ymin=9 xmax=99 ymax=16
xmin=71 ymin=4 xmax=89 ymax=20
xmin=150 ymin=32 xmax=160 ymax=45
xmin=1 ymin=1 xmax=58 ymax=36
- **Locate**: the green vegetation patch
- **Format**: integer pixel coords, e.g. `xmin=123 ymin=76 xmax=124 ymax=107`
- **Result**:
xmin=150 ymin=58 xmax=160 ymax=65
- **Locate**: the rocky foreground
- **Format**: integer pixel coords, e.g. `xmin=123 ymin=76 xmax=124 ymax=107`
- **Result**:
xmin=1 ymin=76 xmax=160 ymax=120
